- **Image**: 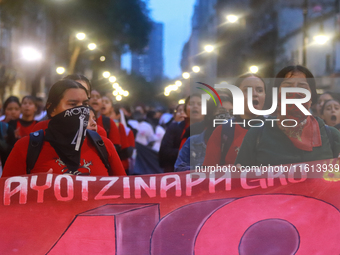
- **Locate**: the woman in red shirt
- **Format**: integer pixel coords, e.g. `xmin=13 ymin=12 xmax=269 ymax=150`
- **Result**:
xmin=8 ymin=96 xmax=38 ymax=140
xmin=1 ymin=96 xmax=21 ymax=123
xmin=3 ymin=79 xmax=126 ymax=177
xmin=203 ymin=73 xmax=266 ymax=166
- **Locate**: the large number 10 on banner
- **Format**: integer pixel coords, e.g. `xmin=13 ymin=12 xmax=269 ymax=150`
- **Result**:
xmin=0 ymin=158 xmax=340 ymax=254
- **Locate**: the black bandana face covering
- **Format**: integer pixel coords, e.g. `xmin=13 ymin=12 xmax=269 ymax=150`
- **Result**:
xmin=45 ymin=106 xmax=90 ymax=175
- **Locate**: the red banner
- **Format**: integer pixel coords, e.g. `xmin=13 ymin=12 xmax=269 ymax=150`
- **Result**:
xmin=1 ymin=158 xmax=340 ymax=254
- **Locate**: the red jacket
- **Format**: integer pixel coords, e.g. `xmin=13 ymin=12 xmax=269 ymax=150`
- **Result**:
xmin=203 ymin=124 xmax=248 ymax=166
xmin=97 ymin=116 xmax=121 ymax=146
xmin=3 ymin=136 xmax=126 ymax=177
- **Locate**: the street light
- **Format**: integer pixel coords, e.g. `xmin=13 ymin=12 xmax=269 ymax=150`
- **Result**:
xmin=249 ymin=65 xmax=259 ymax=73
xmin=175 ymin=80 xmax=182 ymax=86
xmin=100 ymin=56 xmax=106 ymax=62
xmin=56 ymin=66 xmax=65 ymax=75
xmin=170 ymin=84 xmax=178 ymax=91
xmin=112 ymin=90 xmax=119 ymax=96
xmin=88 ymin=43 xmax=97 ymax=50
xmin=21 ymin=47 xmax=42 ymax=61
xmin=192 ymin=66 xmax=200 ymax=73
xmin=182 ymin=72 xmax=190 ymax=79
xmin=204 ymin=45 xmax=214 ymax=52
xmin=116 ymin=95 xmax=122 ymax=101
xmin=313 ymin=34 xmax=329 ymax=44
xmin=112 ymin=82 xmax=120 ymax=89
xmin=102 ymin=71 xmax=110 ymax=78
xmin=76 ymin=32 xmax=86 ymax=40
xmin=164 ymin=91 xmax=170 ymax=96
xmin=226 ymin=15 xmax=239 ymax=23
xmin=109 ymin=76 xmax=117 ymax=83
xmin=123 ymin=91 xmax=129 ymax=97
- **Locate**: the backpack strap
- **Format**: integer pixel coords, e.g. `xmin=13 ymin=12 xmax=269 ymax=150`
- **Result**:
xmin=86 ymin=129 xmax=113 ymax=175
xmin=220 ymin=123 xmax=236 ymax=165
xmin=324 ymin=125 xmax=337 ymax=158
xmin=26 ymin=129 xmax=44 ymax=174
xmin=101 ymin=116 xmax=111 ymax=137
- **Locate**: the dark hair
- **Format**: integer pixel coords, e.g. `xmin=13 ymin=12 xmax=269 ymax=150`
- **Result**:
xmin=46 ymin=79 xmax=87 ymax=118
xmin=317 ymin=91 xmax=334 ymax=103
xmin=320 ymin=99 xmax=340 ymax=115
xmin=235 ymin=73 xmax=266 ymax=92
xmin=22 ymin=95 xmax=37 ymax=108
xmin=121 ymin=103 xmax=132 ymax=114
xmin=3 ymin=96 xmax=20 ymax=114
xmin=112 ymin=104 xmax=121 ymax=116
xmin=175 ymin=103 xmax=184 ymax=112
xmin=274 ymin=65 xmax=317 ymax=105
xmin=184 ymin=93 xmax=201 ymax=113
xmin=63 ymin=74 xmax=92 ymax=96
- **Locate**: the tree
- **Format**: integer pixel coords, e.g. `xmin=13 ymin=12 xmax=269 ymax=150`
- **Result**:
xmin=0 ymin=0 xmax=152 ymax=95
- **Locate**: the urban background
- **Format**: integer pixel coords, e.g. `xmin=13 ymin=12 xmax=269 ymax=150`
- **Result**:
xmin=0 ymin=0 xmax=340 ymax=106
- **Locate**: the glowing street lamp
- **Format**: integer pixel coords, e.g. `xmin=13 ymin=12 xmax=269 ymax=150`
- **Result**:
xmin=116 ymin=95 xmax=122 ymax=101
xmin=164 ymin=91 xmax=170 ymax=96
xmin=192 ymin=66 xmax=200 ymax=73
xmin=112 ymin=82 xmax=120 ymax=89
xmin=123 ymin=91 xmax=129 ymax=97
xmin=109 ymin=76 xmax=117 ymax=83
xmin=204 ymin=45 xmax=214 ymax=53
xmin=249 ymin=65 xmax=259 ymax=74
xmin=56 ymin=66 xmax=65 ymax=75
xmin=313 ymin=35 xmax=329 ymax=45
xmin=182 ymin=72 xmax=190 ymax=79
xmin=21 ymin=47 xmax=42 ymax=61
xmin=226 ymin=15 xmax=239 ymax=23
xmin=76 ymin=32 xmax=86 ymax=40
xmin=100 ymin=56 xmax=106 ymax=62
xmin=175 ymin=80 xmax=182 ymax=86
xmin=112 ymin=90 xmax=119 ymax=96
xmin=170 ymin=84 xmax=178 ymax=91
xmin=102 ymin=71 xmax=110 ymax=78
xmin=88 ymin=43 xmax=97 ymax=50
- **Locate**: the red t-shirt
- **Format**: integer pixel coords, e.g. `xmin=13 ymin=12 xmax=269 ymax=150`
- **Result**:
xmin=97 ymin=125 xmax=107 ymax=137
xmin=97 ymin=116 xmax=121 ymax=146
xmin=127 ymin=128 xmax=135 ymax=147
xmin=2 ymin=136 xmax=126 ymax=177
xmin=203 ymin=124 xmax=248 ymax=166
xmin=15 ymin=119 xmax=38 ymax=138
xmin=115 ymin=122 xmax=130 ymax=170
xmin=32 ymin=120 xmax=49 ymax=132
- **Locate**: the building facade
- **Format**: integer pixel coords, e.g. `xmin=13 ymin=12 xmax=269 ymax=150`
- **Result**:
xmin=131 ymin=22 xmax=164 ymax=82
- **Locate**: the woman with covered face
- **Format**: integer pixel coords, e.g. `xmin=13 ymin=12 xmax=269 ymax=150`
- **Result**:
xmin=175 ymin=96 xmax=232 ymax=171
xmin=203 ymin=73 xmax=266 ymax=166
xmin=235 ymin=65 xmax=340 ymax=167
xmin=3 ymin=79 xmax=126 ymax=177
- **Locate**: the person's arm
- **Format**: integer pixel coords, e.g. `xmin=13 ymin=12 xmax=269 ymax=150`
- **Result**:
xmin=103 ymin=137 xmax=126 ymax=176
xmin=174 ymin=138 xmax=191 ymax=172
xmin=2 ymin=137 xmax=29 ymax=177
xmin=203 ymin=126 xmax=223 ymax=166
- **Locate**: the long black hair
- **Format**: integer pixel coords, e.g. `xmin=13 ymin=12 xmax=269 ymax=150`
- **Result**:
xmin=46 ymin=79 xmax=87 ymax=118
xmin=274 ymin=65 xmax=317 ymax=105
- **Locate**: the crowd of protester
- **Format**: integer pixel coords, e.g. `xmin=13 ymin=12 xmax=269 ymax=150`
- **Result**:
xmin=0 ymin=65 xmax=340 ymax=177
